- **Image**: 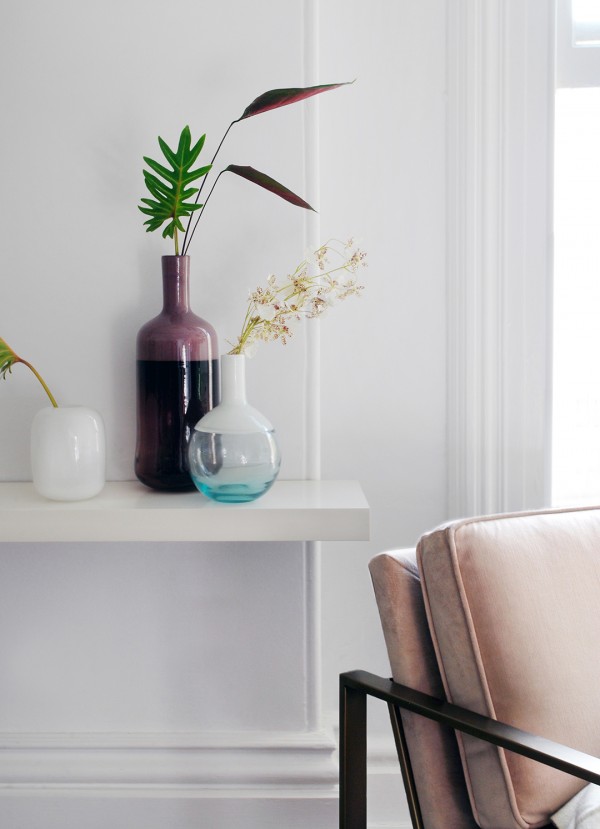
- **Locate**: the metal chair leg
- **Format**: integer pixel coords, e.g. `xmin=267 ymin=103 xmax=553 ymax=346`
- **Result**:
xmin=339 ymin=676 xmax=367 ymax=829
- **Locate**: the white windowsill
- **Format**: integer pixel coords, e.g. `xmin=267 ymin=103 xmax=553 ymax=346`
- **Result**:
xmin=0 ymin=480 xmax=370 ymax=543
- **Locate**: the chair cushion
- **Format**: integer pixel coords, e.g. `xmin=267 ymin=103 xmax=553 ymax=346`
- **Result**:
xmin=417 ymin=506 xmax=600 ymax=829
xmin=369 ymin=550 xmax=479 ymax=829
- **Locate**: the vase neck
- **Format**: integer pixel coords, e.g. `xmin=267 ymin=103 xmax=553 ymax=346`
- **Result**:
xmin=220 ymin=355 xmax=247 ymax=404
xmin=162 ymin=255 xmax=190 ymax=313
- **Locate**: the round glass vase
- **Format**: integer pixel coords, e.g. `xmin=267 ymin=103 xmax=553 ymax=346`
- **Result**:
xmin=31 ymin=406 xmax=106 ymax=501
xmin=188 ymin=354 xmax=281 ymax=503
xmin=135 ymin=255 xmax=219 ymax=491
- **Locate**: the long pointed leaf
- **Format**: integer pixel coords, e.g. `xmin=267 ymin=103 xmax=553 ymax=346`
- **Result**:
xmin=143 ymin=174 xmax=166 ymax=193
xmin=225 ymin=165 xmax=315 ymax=211
xmin=158 ymin=136 xmax=178 ymax=169
xmin=143 ymin=156 xmax=177 ymax=184
xmin=140 ymin=197 xmax=163 ymax=208
xmin=140 ymin=207 xmax=171 ymax=219
xmin=145 ymin=182 xmax=170 ymax=202
xmin=187 ymin=133 xmax=207 ymax=166
xmin=177 ymin=125 xmax=192 ymax=160
xmin=239 ymin=81 xmax=353 ymax=120
xmin=182 ymin=165 xmax=212 ymax=185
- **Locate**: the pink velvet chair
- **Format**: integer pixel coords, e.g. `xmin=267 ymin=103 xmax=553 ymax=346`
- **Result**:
xmin=340 ymin=506 xmax=600 ymax=829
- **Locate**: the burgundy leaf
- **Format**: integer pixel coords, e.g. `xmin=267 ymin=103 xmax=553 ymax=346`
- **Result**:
xmin=225 ymin=165 xmax=316 ymax=211
xmin=239 ymin=81 xmax=353 ymax=121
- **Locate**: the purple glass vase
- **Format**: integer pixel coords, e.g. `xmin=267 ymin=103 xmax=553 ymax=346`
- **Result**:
xmin=135 ymin=255 xmax=219 ymax=491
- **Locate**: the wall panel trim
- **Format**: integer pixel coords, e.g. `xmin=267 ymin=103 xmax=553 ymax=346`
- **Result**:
xmin=0 ymin=730 xmax=337 ymax=790
xmin=302 ymin=0 xmax=323 ymax=735
xmin=446 ymin=0 xmax=554 ymax=518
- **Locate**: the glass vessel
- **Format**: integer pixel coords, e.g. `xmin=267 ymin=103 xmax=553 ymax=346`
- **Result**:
xmin=188 ymin=354 xmax=281 ymax=503
xmin=135 ymin=256 xmax=219 ymax=491
xmin=31 ymin=406 xmax=106 ymax=501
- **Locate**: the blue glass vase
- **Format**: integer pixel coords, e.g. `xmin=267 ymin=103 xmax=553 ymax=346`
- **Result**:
xmin=188 ymin=354 xmax=281 ymax=503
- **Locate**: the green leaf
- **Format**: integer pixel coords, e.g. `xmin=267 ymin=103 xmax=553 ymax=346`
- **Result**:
xmin=224 ymin=165 xmax=316 ymax=211
xmin=143 ymin=157 xmax=177 ymax=184
xmin=182 ymin=165 xmax=212 ymax=185
xmin=0 ymin=336 xmax=18 ymax=380
xmin=157 ymin=136 xmax=177 ymax=168
xmin=238 ymin=81 xmax=354 ymax=120
xmin=0 ymin=337 xmax=58 ymax=406
xmin=139 ymin=126 xmax=212 ymax=241
xmin=177 ymin=125 xmax=191 ymax=160
xmin=188 ymin=133 xmax=206 ymax=165
xmin=143 ymin=172 xmax=171 ymax=197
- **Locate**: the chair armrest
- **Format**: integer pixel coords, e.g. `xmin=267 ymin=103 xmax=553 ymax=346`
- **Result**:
xmin=341 ymin=669 xmax=600 ymax=784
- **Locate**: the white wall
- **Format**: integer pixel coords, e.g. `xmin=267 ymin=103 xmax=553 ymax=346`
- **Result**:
xmin=319 ymin=0 xmax=447 ymax=702
xmin=0 ymin=1 xmax=447 ymax=827
xmin=318 ymin=4 xmax=447 ymax=822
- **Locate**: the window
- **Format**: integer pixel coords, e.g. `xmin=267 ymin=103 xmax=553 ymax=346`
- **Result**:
xmin=552 ymin=0 xmax=600 ymax=505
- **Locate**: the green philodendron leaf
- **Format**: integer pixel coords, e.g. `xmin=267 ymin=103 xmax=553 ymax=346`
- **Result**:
xmin=225 ymin=165 xmax=315 ymax=211
xmin=157 ymin=136 xmax=178 ymax=168
xmin=143 ymin=157 xmax=177 ymax=184
xmin=0 ymin=337 xmax=18 ymax=380
xmin=139 ymin=126 xmax=212 ymax=242
xmin=0 ymin=337 xmax=59 ymax=407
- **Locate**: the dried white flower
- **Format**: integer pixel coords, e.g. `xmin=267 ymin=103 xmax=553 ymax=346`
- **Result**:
xmin=228 ymin=239 xmax=367 ymax=355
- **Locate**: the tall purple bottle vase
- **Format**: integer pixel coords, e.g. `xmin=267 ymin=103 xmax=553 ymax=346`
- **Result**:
xmin=135 ymin=255 xmax=219 ymax=491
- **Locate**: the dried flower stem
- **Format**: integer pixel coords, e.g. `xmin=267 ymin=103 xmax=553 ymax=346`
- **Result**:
xmin=228 ymin=240 xmax=366 ymax=356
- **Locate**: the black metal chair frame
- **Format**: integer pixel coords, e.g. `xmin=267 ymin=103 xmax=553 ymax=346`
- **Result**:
xmin=339 ymin=669 xmax=600 ymax=829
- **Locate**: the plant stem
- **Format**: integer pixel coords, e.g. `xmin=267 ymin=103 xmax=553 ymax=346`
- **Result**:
xmin=20 ymin=359 xmax=59 ymax=408
xmin=182 ymin=170 xmax=226 ymax=256
xmin=174 ymin=226 xmax=180 ymax=255
xmin=181 ymin=119 xmax=240 ymax=255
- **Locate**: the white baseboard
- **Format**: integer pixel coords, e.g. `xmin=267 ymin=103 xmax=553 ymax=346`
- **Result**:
xmin=0 ymin=725 xmax=411 ymax=828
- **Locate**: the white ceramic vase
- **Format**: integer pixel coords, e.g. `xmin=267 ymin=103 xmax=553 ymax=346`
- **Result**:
xmin=31 ymin=406 xmax=106 ymax=501
xmin=188 ymin=354 xmax=281 ymax=502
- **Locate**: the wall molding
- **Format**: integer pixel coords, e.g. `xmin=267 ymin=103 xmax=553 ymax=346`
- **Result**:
xmin=0 ymin=729 xmax=411 ymax=828
xmin=302 ymin=0 xmax=323 ymax=736
xmin=446 ymin=0 xmax=555 ymax=518
xmin=0 ymin=729 xmax=337 ymax=790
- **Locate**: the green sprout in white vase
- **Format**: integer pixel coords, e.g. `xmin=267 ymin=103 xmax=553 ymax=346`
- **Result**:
xmin=0 ymin=337 xmax=59 ymax=408
xmin=227 ymin=239 xmax=367 ymax=356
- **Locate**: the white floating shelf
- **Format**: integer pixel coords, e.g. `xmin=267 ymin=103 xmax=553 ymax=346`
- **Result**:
xmin=0 ymin=480 xmax=370 ymax=543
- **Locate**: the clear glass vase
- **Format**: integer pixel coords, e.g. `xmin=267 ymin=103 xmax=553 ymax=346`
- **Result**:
xmin=188 ymin=354 xmax=281 ymax=503
xmin=135 ymin=256 xmax=219 ymax=491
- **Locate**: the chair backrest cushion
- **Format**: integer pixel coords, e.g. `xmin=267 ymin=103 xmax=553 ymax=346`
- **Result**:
xmin=417 ymin=506 xmax=600 ymax=829
xmin=369 ymin=550 xmax=479 ymax=829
